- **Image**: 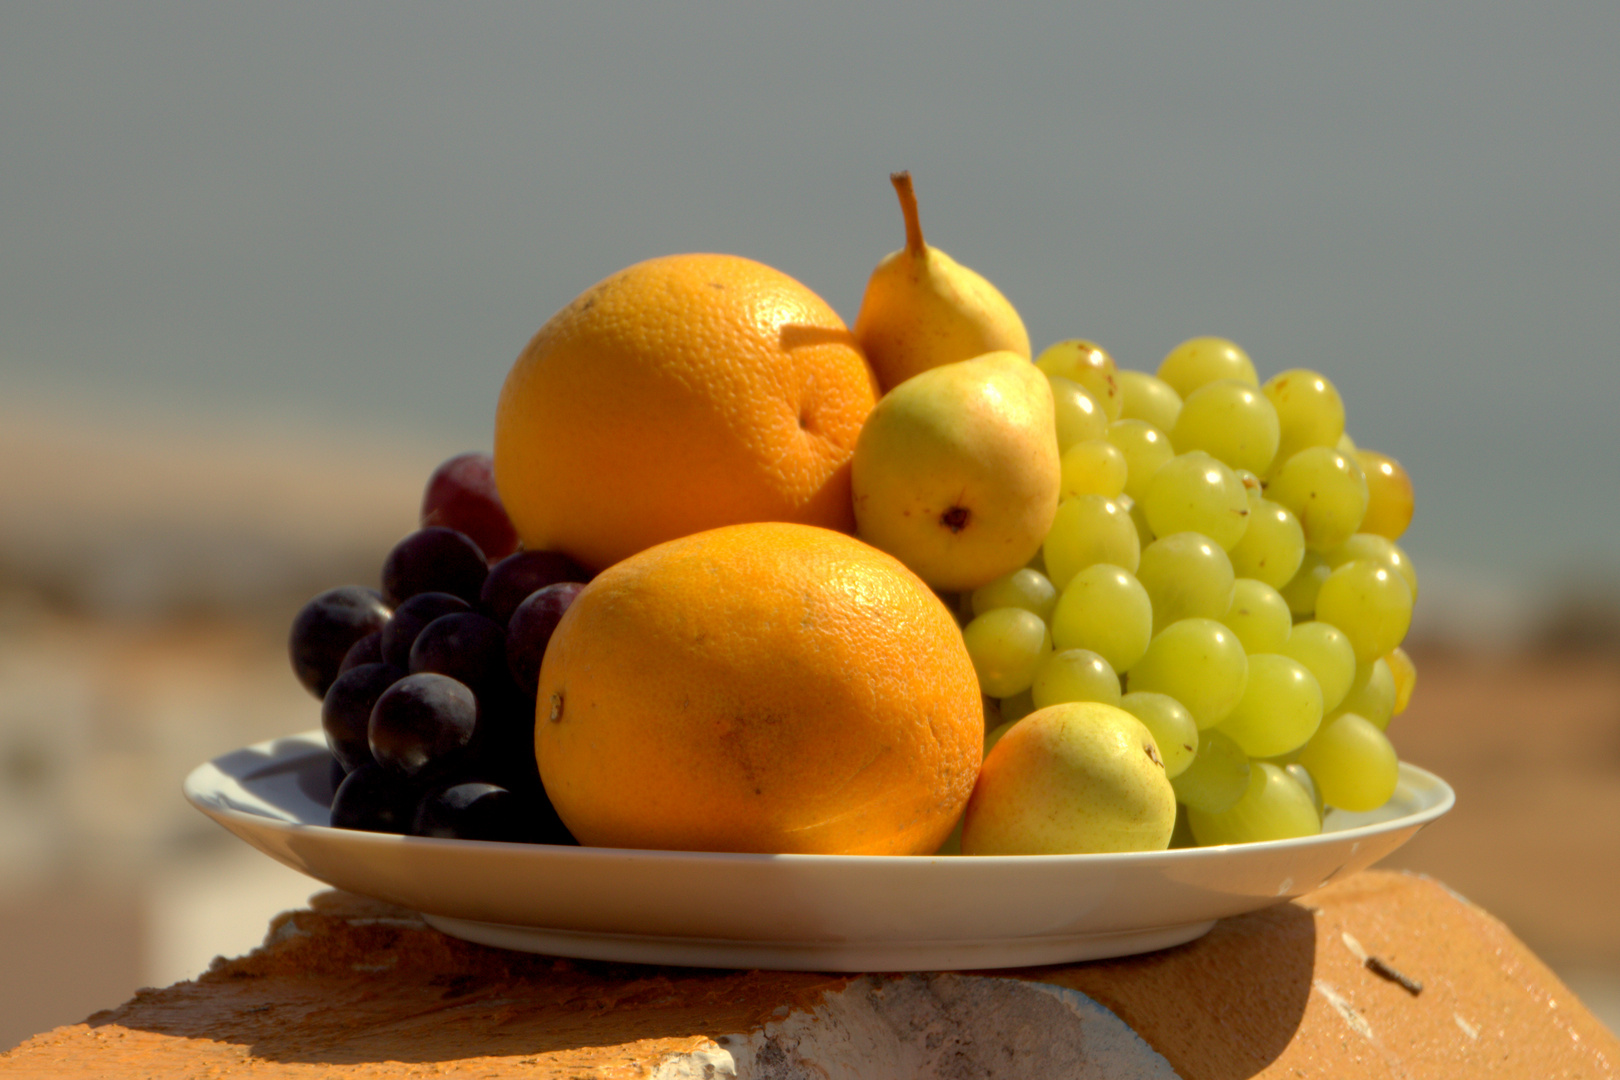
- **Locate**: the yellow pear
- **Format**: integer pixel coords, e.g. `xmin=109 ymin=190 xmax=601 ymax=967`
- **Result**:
xmin=854 ymin=172 xmax=1032 ymax=394
xmin=961 ymin=702 xmax=1176 ymax=855
xmin=851 ymin=351 xmax=1059 ymax=593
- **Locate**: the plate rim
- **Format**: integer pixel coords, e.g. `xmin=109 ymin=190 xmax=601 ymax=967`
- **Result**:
xmin=183 ymin=728 xmax=1456 ymax=868
xmin=182 ymin=729 xmax=1455 ymax=969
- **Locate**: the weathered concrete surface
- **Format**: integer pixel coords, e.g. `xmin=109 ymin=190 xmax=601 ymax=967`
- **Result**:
xmin=3 ymin=870 xmax=1614 ymax=1078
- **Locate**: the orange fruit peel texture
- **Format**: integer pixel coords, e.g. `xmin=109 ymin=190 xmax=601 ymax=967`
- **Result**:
xmin=535 ymin=522 xmax=985 ymax=855
xmin=495 ymin=254 xmax=879 ymax=572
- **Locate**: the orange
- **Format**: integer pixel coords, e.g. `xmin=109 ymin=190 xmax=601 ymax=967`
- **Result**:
xmin=494 ymin=253 xmax=879 ymax=571
xmin=535 ymin=522 xmax=985 ymax=855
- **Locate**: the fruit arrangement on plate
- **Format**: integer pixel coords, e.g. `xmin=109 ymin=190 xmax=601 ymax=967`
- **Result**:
xmin=288 ymin=172 xmax=1419 ymax=859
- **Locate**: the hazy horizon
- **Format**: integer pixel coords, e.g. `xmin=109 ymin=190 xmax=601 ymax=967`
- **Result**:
xmin=4 ymin=3 xmax=1618 ymax=595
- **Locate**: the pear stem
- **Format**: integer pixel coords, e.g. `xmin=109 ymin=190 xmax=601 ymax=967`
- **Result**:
xmin=890 ymin=171 xmax=927 ymax=259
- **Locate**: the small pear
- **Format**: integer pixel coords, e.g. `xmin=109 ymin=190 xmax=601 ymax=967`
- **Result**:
xmin=961 ymin=702 xmax=1176 ymax=855
xmin=851 ymin=351 xmax=1059 ymax=593
xmin=854 ymin=172 xmax=1031 ymax=394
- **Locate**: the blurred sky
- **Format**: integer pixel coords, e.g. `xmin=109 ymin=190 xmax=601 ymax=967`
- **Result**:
xmin=3 ymin=2 xmax=1618 ymax=596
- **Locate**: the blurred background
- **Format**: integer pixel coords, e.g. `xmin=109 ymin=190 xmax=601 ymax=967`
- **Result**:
xmin=2 ymin=0 xmax=1617 ymax=1049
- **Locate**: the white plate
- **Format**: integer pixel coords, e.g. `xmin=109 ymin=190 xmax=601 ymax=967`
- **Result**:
xmin=184 ymin=730 xmax=1453 ymax=971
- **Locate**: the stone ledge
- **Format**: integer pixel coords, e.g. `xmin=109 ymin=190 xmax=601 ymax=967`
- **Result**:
xmin=3 ymin=870 xmax=1615 ymax=1078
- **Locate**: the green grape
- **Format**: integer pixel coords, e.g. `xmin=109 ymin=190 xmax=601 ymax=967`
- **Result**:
xmin=1188 ymin=763 xmax=1321 ymax=845
xmin=1135 ymin=532 xmax=1236 ymax=634
xmin=1297 ymin=712 xmax=1399 ymax=812
xmin=1127 ymin=617 xmax=1248 ymax=729
xmin=1048 ymin=376 xmax=1110 ymax=452
xmin=1141 ymin=451 xmax=1250 ymax=551
xmin=1278 ymin=621 xmax=1356 ymax=713
xmin=1124 ymin=496 xmax=1155 ymax=548
xmin=1042 ymin=494 xmax=1141 ymax=589
xmin=1354 ymin=449 xmax=1414 ymax=541
xmin=1279 ymin=550 xmax=1332 ymax=617
xmin=1284 ymin=762 xmax=1325 ymax=820
xmin=1315 ymin=561 xmax=1413 ymax=662
xmin=971 ymin=568 xmax=1059 ymax=622
xmin=1031 ymin=648 xmax=1123 ymax=709
xmin=1157 ymin=337 xmax=1258 ymax=398
xmin=1228 ymin=497 xmax=1305 ymax=590
xmin=1221 ymin=578 xmax=1293 ymax=654
xmin=1340 ymin=657 xmax=1396 ymax=730
xmin=1050 ymin=563 xmax=1154 ymax=672
xmin=1170 ymin=379 xmax=1281 ymax=477
xmin=1266 ymin=446 xmax=1369 ymax=552
xmin=1389 ymin=543 xmax=1418 ymax=602
xmin=1214 ymin=654 xmax=1324 ymax=758
xmin=998 ymin=689 xmax=1036 ymax=725
xmin=961 ymin=607 xmax=1051 ymax=698
xmin=1121 ymin=691 xmax=1198 ymax=778
xmin=1170 ymin=729 xmax=1251 ymax=814
xmin=1059 ymin=439 xmax=1129 ymax=501
xmin=1261 ymin=369 xmax=1345 ymax=472
xmin=1107 ymin=419 xmax=1176 ymax=502
xmin=1387 ymin=645 xmax=1416 ymax=715
xmin=1118 ymin=369 xmax=1183 ymax=433
xmin=983 ymin=719 xmax=1023 ymax=762
xmin=1026 ymin=545 xmax=1049 ymax=577
xmin=1036 ymin=340 xmax=1122 ymax=421
xmin=1256 ymin=746 xmax=1303 ymax=767
xmin=1325 ymin=533 xmax=1419 ymax=601
xmin=1169 ymin=804 xmax=1196 ymax=848
xmin=1337 ymin=431 xmax=1357 ymax=454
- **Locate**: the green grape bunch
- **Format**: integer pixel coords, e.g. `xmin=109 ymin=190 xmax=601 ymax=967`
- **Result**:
xmin=952 ymin=336 xmax=1419 ymax=851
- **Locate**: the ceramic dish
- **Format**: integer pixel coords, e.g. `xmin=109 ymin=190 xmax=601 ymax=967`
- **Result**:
xmin=184 ymin=730 xmax=1453 ymax=971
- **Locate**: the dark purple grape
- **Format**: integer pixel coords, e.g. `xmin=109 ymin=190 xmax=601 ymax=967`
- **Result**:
xmin=529 ymin=787 xmax=577 ymax=845
xmin=410 ymin=782 xmax=536 ymax=843
xmin=420 ymin=452 xmax=520 ymax=564
xmin=412 ymin=772 xmax=575 ymax=845
xmin=465 ymin=686 xmax=538 ymax=778
xmin=330 ymin=763 xmax=419 ymax=833
xmin=322 ymin=662 xmax=406 ymax=772
xmin=369 ymin=672 xmax=478 ymax=779
xmin=289 ymin=586 xmax=392 ymax=699
xmin=338 ymin=630 xmax=384 ymax=675
xmin=506 ymin=582 xmax=586 ymax=696
xmin=381 ymin=527 xmax=489 ymax=608
xmin=381 ymin=592 xmax=471 ymax=669
xmin=409 ymin=612 xmax=510 ymax=698
xmin=326 ymin=754 xmax=348 ymax=799
xmin=480 ymin=550 xmax=592 ymax=626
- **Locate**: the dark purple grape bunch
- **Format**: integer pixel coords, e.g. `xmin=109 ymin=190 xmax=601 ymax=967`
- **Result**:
xmin=292 ymin=451 xmax=591 ymax=845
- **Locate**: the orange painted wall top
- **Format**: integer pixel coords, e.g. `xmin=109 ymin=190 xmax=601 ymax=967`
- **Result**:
xmin=3 ymin=870 xmax=1615 ymax=1078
